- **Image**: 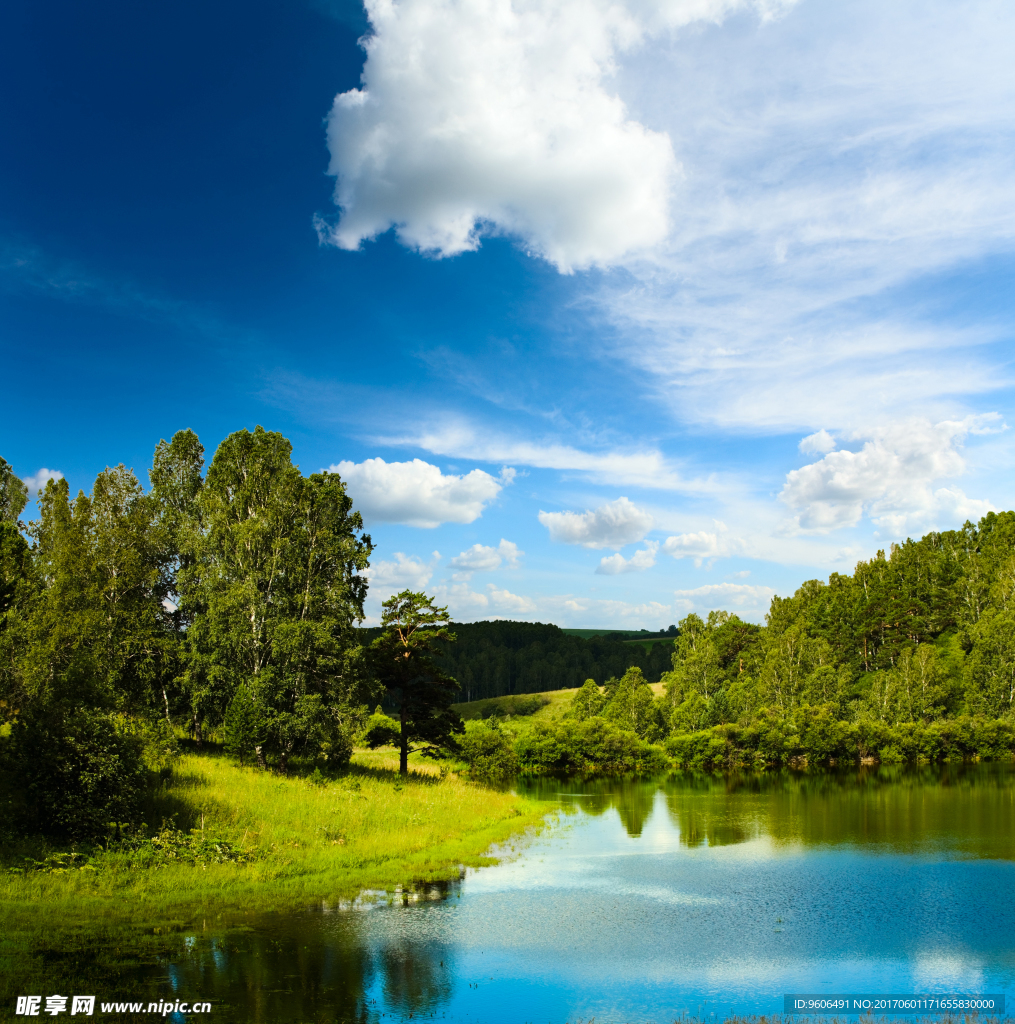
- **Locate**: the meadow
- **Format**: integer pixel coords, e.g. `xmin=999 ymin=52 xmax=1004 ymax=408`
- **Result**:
xmin=0 ymin=746 xmax=546 ymax=925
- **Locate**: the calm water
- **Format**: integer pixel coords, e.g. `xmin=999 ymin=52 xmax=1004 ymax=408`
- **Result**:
xmin=5 ymin=765 xmax=1015 ymax=1024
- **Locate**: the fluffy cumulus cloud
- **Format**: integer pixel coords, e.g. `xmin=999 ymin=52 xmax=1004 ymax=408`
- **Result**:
xmin=539 ymin=497 xmax=653 ymax=549
xmin=596 ymin=541 xmax=658 ymax=575
xmin=323 ymin=0 xmax=674 ymax=271
xmin=332 ymin=457 xmax=505 ymax=527
xmin=661 ymin=521 xmax=737 ymax=566
xmin=450 ymin=538 xmax=522 ymax=579
xmin=322 ymin=0 xmax=791 ymax=272
xmin=23 ymin=468 xmax=64 ymax=495
xmin=799 ymin=430 xmax=836 ymax=455
xmin=365 ymin=551 xmax=440 ymax=597
xmin=673 ymin=582 xmax=775 ymax=617
xmin=781 ymin=416 xmax=1000 ymax=535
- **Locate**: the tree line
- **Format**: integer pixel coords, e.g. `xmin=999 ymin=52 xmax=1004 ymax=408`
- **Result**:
xmin=359 ymin=619 xmax=674 ymax=702
xmin=3 ymin=427 xmax=1015 ymax=838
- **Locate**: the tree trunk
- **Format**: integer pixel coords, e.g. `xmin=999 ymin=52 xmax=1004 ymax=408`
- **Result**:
xmin=399 ymin=706 xmax=408 ymax=776
xmin=193 ymin=712 xmax=203 ymax=749
xmin=255 ymin=745 xmax=267 ymax=770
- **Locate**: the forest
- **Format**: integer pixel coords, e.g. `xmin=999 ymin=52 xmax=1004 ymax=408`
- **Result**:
xmin=2 ymin=426 xmax=1015 ymax=848
xmin=359 ymin=619 xmax=674 ymax=702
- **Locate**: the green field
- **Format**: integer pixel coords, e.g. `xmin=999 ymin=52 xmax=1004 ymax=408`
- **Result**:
xmin=561 ymin=627 xmax=666 ymax=638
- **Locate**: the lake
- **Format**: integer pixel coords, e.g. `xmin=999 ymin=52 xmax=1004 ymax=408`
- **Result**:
xmin=6 ymin=764 xmax=1015 ymax=1024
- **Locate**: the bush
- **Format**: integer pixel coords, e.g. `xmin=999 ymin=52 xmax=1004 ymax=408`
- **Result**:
xmin=5 ymin=708 xmax=149 ymax=840
xmin=514 ymin=718 xmax=669 ymax=777
xmin=358 ymin=707 xmax=402 ymax=748
xmin=458 ymin=720 xmax=519 ymax=780
xmin=319 ymin=721 xmax=354 ymax=771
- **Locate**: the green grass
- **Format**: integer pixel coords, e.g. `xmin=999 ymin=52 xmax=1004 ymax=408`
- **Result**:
xmin=0 ymin=748 xmax=547 ymax=925
xmin=560 ymin=627 xmax=654 ymax=638
xmin=453 ymin=689 xmax=579 ymax=722
xmin=624 ymin=637 xmax=672 ymax=651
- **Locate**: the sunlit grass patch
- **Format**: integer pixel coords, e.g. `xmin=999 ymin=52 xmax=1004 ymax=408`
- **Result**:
xmin=0 ymin=749 xmax=546 ymax=923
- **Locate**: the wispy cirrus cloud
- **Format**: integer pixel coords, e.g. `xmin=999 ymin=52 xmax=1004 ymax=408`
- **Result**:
xmin=377 ymin=419 xmax=714 ymax=492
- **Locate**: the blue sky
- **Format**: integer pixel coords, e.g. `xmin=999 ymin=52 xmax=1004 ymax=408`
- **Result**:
xmin=2 ymin=0 xmax=1014 ymax=627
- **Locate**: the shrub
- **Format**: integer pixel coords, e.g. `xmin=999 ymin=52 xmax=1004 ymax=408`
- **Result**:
xmin=5 ymin=707 xmax=149 ymax=840
xmin=514 ymin=718 xmax=669 ymax=777
xmin=358 ymin=707 xmax=402 ymax=748
xmin=459 ymin=720 xmax=519 ymax=780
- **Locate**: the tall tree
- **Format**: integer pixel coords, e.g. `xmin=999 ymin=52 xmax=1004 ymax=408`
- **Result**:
xmin=183 ymin=426 xmax=373 ymax=768
xmin=369 ymin=590 xmax=463 ymax=775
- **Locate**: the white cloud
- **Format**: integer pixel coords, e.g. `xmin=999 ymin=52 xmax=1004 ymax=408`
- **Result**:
xmin=332 ymin=457 xmax=503 ymax=527
xmin=799 ymin=430 xmax=836 ymax=455
xmin=23 ymin=468 xmax=64 ymax=495
xmin=661 ymin=520 xmax=737 ymax=566
xmin=539 ymin=497 xmax=653 ymax=549
xmin=432 ymin=580 xmax=537 ymax=618
xmin=673 ymin=582 xmax=776 ymax=616
xmin=780 ymin=416 xmax=1000 ymax=535
xmin=596 ymin=541 xmax=658 ymax=574
xmin=321 ymin=0 xmax=694 ymax=272
xmin=365 ymin=551 xmax=441 ymax=597
xmin=590 ymin=0 xmax=1015 ymax=429
xmin=449 ymin=538 xmax=523 ymax=579
xmin=486 ymin=584 xmax=537 ymax=614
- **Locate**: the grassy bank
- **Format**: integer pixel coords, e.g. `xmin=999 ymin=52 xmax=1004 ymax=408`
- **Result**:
xmin=0 ymin=748 xmax=546 ymax=924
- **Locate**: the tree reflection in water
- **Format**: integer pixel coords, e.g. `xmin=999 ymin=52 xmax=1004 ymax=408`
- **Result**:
xmin=517 ymin=762 xmax=1015 ymax=857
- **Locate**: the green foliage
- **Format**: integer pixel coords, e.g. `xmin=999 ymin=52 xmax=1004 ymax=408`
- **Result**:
xmin=514 ymin=718 xmax=669 ymax=777
xmin=4 ymin=708 xmax=149 ymax=840
xmin=0 ymin=457 xmax=29 ymax=525
xmin=370 ymin=591 xmax=464 ymax=774
xmin=180 ymin=426 xmax=373 ymax=768
xmin=359 ymin=706 xmax=402 ymax=749
xmin=458 ymin=719 xmax=519 ymax=780
xmin=601 ymin=667 xmax=665 ymax=739
xmin=566 ymin=678 xmax=607 ymax=721
xmin=0 ymin=520 xmax=34 ymax=720
xmin=665 ymin=709 xmax=1015 ymax=770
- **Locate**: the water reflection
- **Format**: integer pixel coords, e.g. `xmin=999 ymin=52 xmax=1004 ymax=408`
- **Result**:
xmin=518 ymin=762 xmax=1015 ymax=858
xmin=3 ymin=764 xmax=1014 ymax=1024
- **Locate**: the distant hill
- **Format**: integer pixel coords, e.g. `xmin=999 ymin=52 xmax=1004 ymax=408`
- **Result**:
xmin=359 ymin=620 xmax=675 ymax=703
